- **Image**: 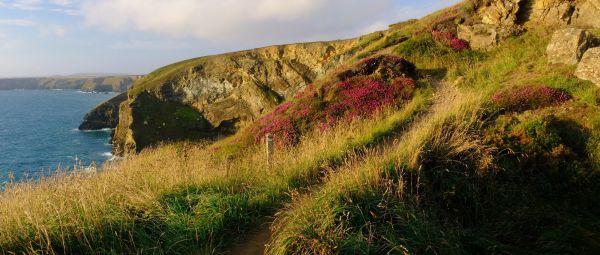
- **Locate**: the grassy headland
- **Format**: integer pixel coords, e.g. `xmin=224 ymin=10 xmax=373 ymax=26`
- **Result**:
xmin=1 ymin=1 xmax=599 ymax=254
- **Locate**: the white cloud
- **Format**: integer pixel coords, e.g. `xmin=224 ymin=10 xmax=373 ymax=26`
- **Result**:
xmin=0 ymin=18 xmax=36 ymax=26
xmin=0 ymin=33 xmax=19 ymax=49
xmin=110 ymin=39 xmax=189 ymax=50
xmin=50 ymin=7 xmax=80 ymax=15
xmin=7 ymin=0 xmax=42 ymax=10
xmin=39 ymin=24 xmax=67 ymax=36
xmin=80 ymin=0 xmax=395 ymax=43
xmin=49 ymin=0 xmax=77 ymax=6
xmin=0 ymin=0 xmax=80 ymax=10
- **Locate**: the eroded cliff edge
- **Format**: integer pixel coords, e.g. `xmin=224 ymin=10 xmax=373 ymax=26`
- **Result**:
xmin=79 ymin=92 xmax=127 ymax=130
xmin=113 ymin=41 xmax=360 ymax=155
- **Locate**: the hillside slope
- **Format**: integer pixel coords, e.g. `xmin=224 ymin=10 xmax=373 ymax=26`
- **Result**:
xmin=112 ymin=41 xmax=361 ymax=155
xmin=1 ymin=0 xmax=600 ymax=254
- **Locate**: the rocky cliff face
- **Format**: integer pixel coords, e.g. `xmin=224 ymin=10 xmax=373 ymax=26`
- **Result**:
xmin=112 ymin=0 xmax=600 ymax=156
xmin=113 ymin=41 xmax=359 ymax=155
xmin=79 ymin=92 xmax=127 ymax=130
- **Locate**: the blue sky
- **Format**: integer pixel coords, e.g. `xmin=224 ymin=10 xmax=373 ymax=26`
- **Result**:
xmin=0 ymin=0 xmax=461 ymax=77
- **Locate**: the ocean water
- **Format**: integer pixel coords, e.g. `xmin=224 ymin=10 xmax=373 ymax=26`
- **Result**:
xmin=0 ymin=90 xmax=115 ymax=183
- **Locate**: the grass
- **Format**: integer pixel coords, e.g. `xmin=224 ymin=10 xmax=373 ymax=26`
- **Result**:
xmin=267 ymin=26 xmax=600 ymax=254
xmin=2 ymin=1 xmax=600 ymax=254
xmin=0 ymin=84 xmax=430 ymax=253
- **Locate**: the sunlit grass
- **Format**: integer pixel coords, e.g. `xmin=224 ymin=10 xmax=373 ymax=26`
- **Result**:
xmin=0 ymin=88 xmax=430 ymax=254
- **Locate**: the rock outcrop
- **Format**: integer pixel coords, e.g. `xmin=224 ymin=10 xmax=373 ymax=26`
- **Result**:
xmin=575 ymin=47 xmax=600 ymax=86
xmin=458 ymin=0 xmax=524 ymax=50
xmin=458 ymin=0 xmax=600 ymax=50
xmin=113 ymin=41 xmax=357 ymax=155
xmin=546 ymin=28 xmax=596 ymax=64
xmin=79 ymin=92 xmax=127 ymax=130
xmin=529 ymin=0 xmax=600 ymax=28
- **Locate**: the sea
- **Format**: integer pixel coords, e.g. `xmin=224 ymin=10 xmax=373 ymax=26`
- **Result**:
xmin=0 ymin=89 xmax=115 ymax=183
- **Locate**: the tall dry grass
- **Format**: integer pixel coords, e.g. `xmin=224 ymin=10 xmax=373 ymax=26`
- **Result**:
xmin=267 ymin=89 xmax=488 ymax=254
xmin=0 ymin=89 xmax=430 ymax=254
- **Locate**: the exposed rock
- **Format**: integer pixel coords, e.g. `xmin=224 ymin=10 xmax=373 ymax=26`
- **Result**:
xmin=546 ymin=28 xmax=596 ymax=65
xmin=574 ymin=0 xmax=600 ymax=28
xmin=575 ymin=47 xmax=600 ymax=86
xmin=529 ymin=0 xmax=577 ymax=25
xmin=457 ymin=0 xmax=524 ymax=50
xmin=79 ymin=92 xmax=127 ymax=130
xmin=458 ymin=24 xmax=500 ymax=50
xmin=458 ymin=0 xmax=600 ymax=50
xmin=113 ymin=41 xmax=357 ymax=155
xmin=529 ymin=0 xmax=600 ymax=28
xmin=479 ymin=0 xmax=524 ymax=27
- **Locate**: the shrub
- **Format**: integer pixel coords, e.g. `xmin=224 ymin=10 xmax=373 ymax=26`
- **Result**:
xmin=337 ymin=55 xmax=417 ymax=81
xmin=491 ymin=85 xmax=571 ymax=112
xmin=431 ymin=30 xmax=470 ymax=51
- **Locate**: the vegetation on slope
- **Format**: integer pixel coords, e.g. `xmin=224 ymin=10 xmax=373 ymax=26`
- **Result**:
xmin=0 ymin=55 xmax=431 ymax=253
xmin=1 ymin=1 xmax=600 ymax=254
xmin=267 ymin=26 xmax=600 ymax=255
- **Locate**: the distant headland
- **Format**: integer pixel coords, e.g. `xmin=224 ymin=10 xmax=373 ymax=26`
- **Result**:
xmin=0 ymin=75 xmax=142 ymax=93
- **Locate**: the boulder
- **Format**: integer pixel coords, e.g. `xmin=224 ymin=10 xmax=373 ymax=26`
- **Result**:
xmin=575 ymin=47 xmax=600 ymax=86
xmin=458 ymin=24 xmax=500 ymax=50
xmin=546 ymin=28 xmax=596 ymax=65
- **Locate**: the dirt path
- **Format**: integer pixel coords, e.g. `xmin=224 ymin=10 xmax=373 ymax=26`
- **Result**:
xmin=225 ymin=222 xmax=272 ymax=255
xmin=224 ymin=79 xmax=458 ymax=255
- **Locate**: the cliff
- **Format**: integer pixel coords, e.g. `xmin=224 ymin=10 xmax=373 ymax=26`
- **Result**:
xmin=78 ymin=92 xmax=127 ymax=130
xmin=0 ymin=76 xmax=140 ymax=92
xmin=113 ymin=41 xmax=364 ymax=155
xmin=111 ymin=0 xmax=600 ymax=156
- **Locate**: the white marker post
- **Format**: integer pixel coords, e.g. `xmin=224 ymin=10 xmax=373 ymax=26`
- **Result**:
xmin=266 ymin=133 xmax=274 ymax=170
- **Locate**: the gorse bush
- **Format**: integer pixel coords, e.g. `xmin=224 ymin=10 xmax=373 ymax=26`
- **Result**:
xmin=491 ymin=85 xmax=571 ymax=112
xmin=245 ymin=55 xmax=418 ymax=147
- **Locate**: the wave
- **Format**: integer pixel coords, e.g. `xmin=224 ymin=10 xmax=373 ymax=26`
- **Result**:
xmin=73 ymin=128 xmax=114 ymax=133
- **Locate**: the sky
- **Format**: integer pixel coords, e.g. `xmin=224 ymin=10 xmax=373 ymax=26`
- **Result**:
xmin=0 ymin=0 xmax=461 ymax=77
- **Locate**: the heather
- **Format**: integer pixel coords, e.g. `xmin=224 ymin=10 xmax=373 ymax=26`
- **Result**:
xmin=491 ymin=85 xmax=571 ymax=112
xmin=241 ymin=55 xmax=418 ymax=147
xmin=431 ymin=30 xmax=470 ymax=51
